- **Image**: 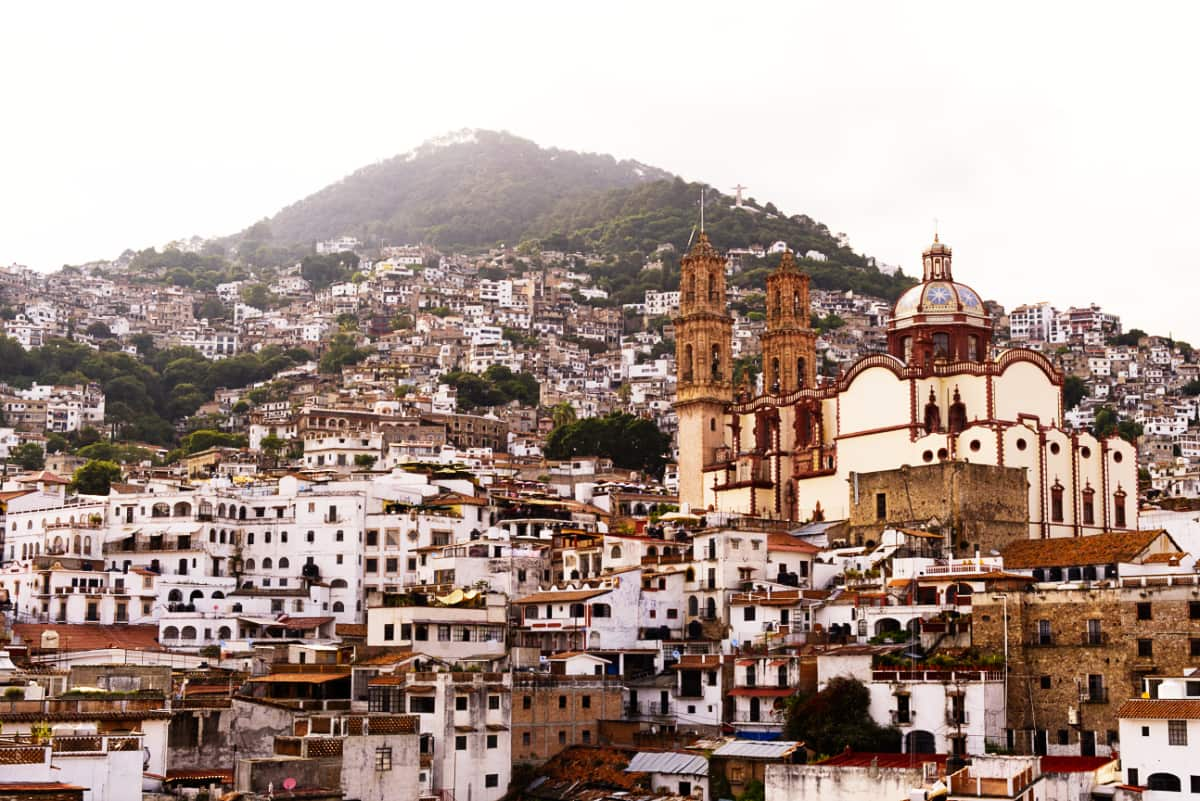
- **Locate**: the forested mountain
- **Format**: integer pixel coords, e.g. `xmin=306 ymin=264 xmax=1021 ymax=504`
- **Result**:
xmin=234 ymin=129 xmax=914 ymax=299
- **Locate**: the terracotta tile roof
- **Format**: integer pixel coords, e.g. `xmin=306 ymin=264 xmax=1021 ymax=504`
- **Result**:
xmin=767 ymin=533 xmax=821 ymax=553
xmin=246 ymin=672 xmax=350 ymax=684
xmin=513 ymin=588 xmax=610 ymax=605
xmin=13 ymin=623 xmax=160 ymax=652
xmin=1118 ymin=698 xmax=1200 ymax=719
xmin=1144 ymin=551 xmax=1188 ymax=564
xmin=1001 ymin=530 xmax=1172 ymax=569
xmin=15 ymin=471 xmax=70 ymax=485
xmin=166 ymin=770 xmax=234 ymax=783
xmin=673 ymin=654 xmax=723 ymax=669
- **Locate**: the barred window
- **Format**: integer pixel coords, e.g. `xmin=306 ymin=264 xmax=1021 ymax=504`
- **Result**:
xmin=1169 ymin=720 xmax=1188 ymax=746
xmin=375 ymin=747 xmax=392 ymax=771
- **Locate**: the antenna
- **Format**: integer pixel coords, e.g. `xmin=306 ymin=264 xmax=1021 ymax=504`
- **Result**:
xmin=699 ymin=186 xmax=706 ymax=233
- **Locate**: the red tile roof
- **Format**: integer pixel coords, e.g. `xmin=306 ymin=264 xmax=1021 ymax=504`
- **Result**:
xmin=767 ymin=533 xmax=821 ymax=553
xmin=1118 ymin=698 xmax=1200 ymax=719
xmin=13 ymin=623 xmax=160 ymax=652
xmin=1001 ymin=530 xmax=1172 ymax=569
xmin=166 ymin=770 xmax=234 ymax=783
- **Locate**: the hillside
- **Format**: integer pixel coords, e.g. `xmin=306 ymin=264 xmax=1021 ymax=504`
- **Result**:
xmin=235 ymin=129 xmax=915 ymax=300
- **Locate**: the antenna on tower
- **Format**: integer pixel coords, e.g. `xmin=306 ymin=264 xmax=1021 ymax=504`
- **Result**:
xmin=700 ymin=186 xmax=707 ymax=233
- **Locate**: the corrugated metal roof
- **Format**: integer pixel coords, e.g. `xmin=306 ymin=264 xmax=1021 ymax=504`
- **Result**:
xmin=711 ymin=740 xmax=801 ymax=759
xmin=625 ymin=751 xmax=708 ymax=775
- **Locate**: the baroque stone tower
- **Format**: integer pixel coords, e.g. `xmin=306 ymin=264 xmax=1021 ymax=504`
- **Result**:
xmin=760 ymin=250 xmax=817 ymax=393
xmin=674 ymin=232 xmax=733 ymax=512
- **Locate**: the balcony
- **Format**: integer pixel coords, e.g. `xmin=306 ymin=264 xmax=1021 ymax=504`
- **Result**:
xmin=627 ymin=701 xmax=671 ymax=718
xmin=945 ymin=710 xmax=970 ymax=726
xmin=1025 ymin=635 xmax=1055 ymax=647
xmin=890 ymin=710 xmax=914 ymax=726
xmin=1081 ymin=631 xmax=1108 ymax=647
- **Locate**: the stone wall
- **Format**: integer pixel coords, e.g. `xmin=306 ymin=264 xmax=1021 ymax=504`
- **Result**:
xmin=847 ymin=462 xmax=1029 ymax=556
xmin=973 ymin=579 xmax=1200 ymax=756
xmin=511 ymin=677 xmax=624 ymax=764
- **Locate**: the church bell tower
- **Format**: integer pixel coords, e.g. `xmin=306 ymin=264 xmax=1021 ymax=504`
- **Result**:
xmin=760 ymin=250 xmax=817 ymax=394
xmin=674 ymin=232 xmax=733 ymax=512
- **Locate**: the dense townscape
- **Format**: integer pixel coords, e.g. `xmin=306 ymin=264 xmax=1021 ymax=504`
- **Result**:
xmin=3 ymin=142 xmax=1200 ymax=801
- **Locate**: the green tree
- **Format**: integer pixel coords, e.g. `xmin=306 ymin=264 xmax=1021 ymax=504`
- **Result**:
xmin=1092 ymin=406 xmax=1143 ymax=444
xmin=85 ymin=321 xmax=113 ymax=339
xmin=260 ymin=434 xmax=285 ymax=467
xmin=70 ymin=460 xmax=123 ymax=495
xmin=44 ymin=432 xmax=69 ymax=454
xmin=353 ymin=454 xmax=378 ymax=470
xmin=10 ymin=442 xmax=45 ymax=470
xmin=783 ymin=676 xmax=901 ymax=755
xmin=240 ymin=283 xmax=271 ymax=309
xmin=1063 ymin=375 xmax=1088 ymax=410
xmin=544 ymin=412 xmax=671 ymax=476
xmin=550 ymin=402 xmax=577 ymax=429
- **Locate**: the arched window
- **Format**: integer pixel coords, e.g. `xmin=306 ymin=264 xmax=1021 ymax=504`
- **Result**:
xmin=1147 ymin=774 xmax=1181 ymax=792
xmin=711 ymin=344 xmax=721 ymax=381
xmin=217 ymin=504 xmax=227 ymax=518
xmin=231 ymin=603 xmax=243 ymax=613
xmin=706 ymin=597 xmax=717 ymax=619
xmin=73 ymin=535 xmax=81 ymax=554
xmin=244 ymin=559 xmax=255 ymax=571
xmin=333 ymin=601 xmax=345 ymax=613
xmin=569 ymin=603 xmax=586 ymax=618
xmin=708 ymin=272 xmax=717 ymax=302
xmin=180 ymin=626 xmax=197 ymax=641
xmin=264 ymin=532 xmax=271 ymax=544
xmin=168 ymin=589 xmax=183 ymax=602
xmin=212 ymin=591 xmax=225 ymax=599
xmin=246 ymin=532 xmax=254 ymax=545
xmin=683 ymin=344 xmax=694 ymax=382
xmin=646 ymin=546 xmax=658 ymax=557
xmin=189 ymin=590 xmax=204 ymax=601
xmin=217 ymin=626 xmax=232 ymax=640
xmin=173 ymin=502 xmax=191 ymax=517
xmin=330 ymin=579 xmax=349 ymax=589
xmin=163 ymin=626 xmax=179 ymax=640
xmin=686 ymin=274 xmax=696 ymax=303
xmin=1082 ymin=486 xmax=1096 ymax=526
xmin=685 ymin=567 xmax=695 ymax=582
xmin=262 ymin=558 xmax=273 ymax=570
xmin=688 ymin=596 xmax=699 ymax=616
xmin=610 ymin=545 xmax=622 ymax=560
xmin=83 ymin=536 xmax=91 ymax=555
xmin=796 ymin=357 xmax=806 ymax=390
xmin=932 ymin=333 xmax=950 ymax=358
xmin=1114 ymin=488 xmax=1128 ymax=528
xmin=591 ymin=604 xmax=611 ymax=618
xmin=238 ymin=507 xmax=246 ymax=520
xmin=151 ymin=503 xmax=169 ymax=518
xmin=278 ymin=557 xmax=290 ymax=569
xmin=967 ymin=335 xmax=980 ymax=362
xmin=771 ymin=357 xmax=781 ymax=392
xmin=1051 ymin=481 xmax=1065 ymax=523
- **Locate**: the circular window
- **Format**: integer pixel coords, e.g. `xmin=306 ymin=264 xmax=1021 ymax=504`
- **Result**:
xmin=1050 ymin=442 xmax=1061 ymax=455
xmin=969 ymin=440 xmax=981 ymax=452
xmin=1080 ymin=446 xmax=1092 ymax=458
xmin=937 ymin=448 xmax=949 ymax=460
xmin=1113 ymin=451 xmax=1124 ymax=463
xmin=922 ymin=450 xmax=934 ymax=463
xmin=1016 ymin=438 xmax=1027 ymax=451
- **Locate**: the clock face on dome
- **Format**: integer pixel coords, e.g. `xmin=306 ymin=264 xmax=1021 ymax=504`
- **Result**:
xmin=925 ymin=285 xmax=953 ymax=306
xmin=957 ymin=287 xmax=980 ymax=308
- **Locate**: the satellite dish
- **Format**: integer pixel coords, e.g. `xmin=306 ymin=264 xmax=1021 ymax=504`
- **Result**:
xmin=283 ymin=778 xmax=297 ymax=791
xmin=671 ymin=650 xmax=681 ymax=661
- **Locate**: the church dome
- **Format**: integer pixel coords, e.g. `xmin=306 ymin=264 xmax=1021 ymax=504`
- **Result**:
xmin=892 ymin=279 xmax=987 ymax=322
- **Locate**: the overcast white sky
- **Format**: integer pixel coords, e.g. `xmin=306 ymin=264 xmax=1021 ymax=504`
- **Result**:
xmin=3 ymin=2 xmax=1198 ymax=338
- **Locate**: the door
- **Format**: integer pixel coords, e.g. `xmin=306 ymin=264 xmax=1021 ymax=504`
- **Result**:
xmin=1081 ymin=730 xmax=1096 ymax=757
xmin=1034 ymin=729 xmax=1048 ymax=756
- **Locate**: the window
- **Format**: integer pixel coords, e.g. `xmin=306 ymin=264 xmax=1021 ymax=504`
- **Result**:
xmin=522 ymin=732 xmax=531 ymax=746
xmin=875 ymin=493 xmax=887 ymax=520
xmin=1137 ymin=602 xmax=1152 ymax=621
xmin=486 ymin=734 xmax=498 ymax=749
xmin=1057 ymin=730 xmax=1069 ymax=746
xmin=1169 ymin=720 xmax=1188 ymax=746
xmin=485 ymin=775 xmax=498 ymax=789
xmin=1192 ymin=776 xmax=1200 ymax=794
xmin=558 ymin=730 xmax=566 ymax=745
xmin=1138 ymin=639 xmax=1153 ymax=658
xmin=366 ymin=530 xmax=378 ymax=547
xmin=1128 ymin=769 xmax=1139 ymax=787
xmin=1037 ymin=619 xmax=1052 ymax=645
xmin=455 ymin=735 xmax=467 ymax=751
xmin=366 ymin=558 xmax=378 ymax=574
xmin=523 ymin=695 xmax=532 ymax=710
xmin=1050 ymin=482 xmax=1064 ymax=523
xmin=559 ymin=695 xmax=567 ymax=709
xmin=1040 ymin=675 xmax=1052 ymax=690
xmin=488 ymin=695 xmax=500 ymax=710
xmin=582 ymin=730 xmax=591 ymax=744
xmin=456 ymin=696 xmax=468 ymax=711
xmin=744 ymin=606 xmax=756 ymax=621
xmin=1082 ymin=489 xmax=1095 ymax=526
xmin=375 ymin=747 xmax=392 ymax=771
xmin=383 ymin=623 xmax=395 ymax=641
xmin=409 ymin=696 xmax=434 ymax=714
xmin=582 ymin=695 xmax=591 ymax=709
xmin=1191 ymin=601 xmax=1200 ymax=620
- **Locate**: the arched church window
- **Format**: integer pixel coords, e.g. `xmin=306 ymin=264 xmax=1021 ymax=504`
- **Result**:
xmin=1050 ymin=481 xmax=1065 ymax=523
xmin=711 ymin=344 xmax=721 ymax=381
xmin=708 ymin=272 xmax=717 ymax=302
xmin=1082 ymin=486 xmax=1095 ymax=526
xmin=792 ymin=290 xmax=800 ymax=317
xmin=686 ymin=274 xmax=696 ymax=303
xmin=771 ymin=358 xmax=781 ymax=393
xmin=774 ymin=290 xmax=781 ymax=317
xmin=797 ymin=358 xmax=806 ymax=390
xmin=967 ymin=335 xmax=980 ymax=361
xmin=1113 ymin=488 xmax=1127 ymax=528
xmin=903 ymin=337 xmax=913 ymax=362
xmin=683 ymin=344 xmax=694 ymax=382
xmin=932 ymin=332 xmax=950 ymax=358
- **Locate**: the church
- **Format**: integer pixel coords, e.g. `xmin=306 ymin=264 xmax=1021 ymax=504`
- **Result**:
xmin=673 ymin=231 xmax=1138 ymax=540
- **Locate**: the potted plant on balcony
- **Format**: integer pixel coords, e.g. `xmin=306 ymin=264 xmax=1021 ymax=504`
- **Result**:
xmin=30 ymin=721 xmax=52 ymax=744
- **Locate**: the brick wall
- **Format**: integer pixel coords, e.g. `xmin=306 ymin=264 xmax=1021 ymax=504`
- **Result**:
xmin=510 ymin=679 xmax=624 ymax=764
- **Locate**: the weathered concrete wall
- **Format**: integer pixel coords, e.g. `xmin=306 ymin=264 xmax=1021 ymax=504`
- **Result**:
xmin=766 ymin=763 xmax=928 ymax=801
xmin=168 ymin=705 xmax=236 ymax=771
xmin=69 ymin=664 xmax=172 ymax=693
xmin=341 ymin=732 xmax=420 ymax=801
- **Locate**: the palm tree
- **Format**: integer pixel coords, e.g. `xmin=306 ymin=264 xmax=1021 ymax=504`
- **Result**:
xmin=550 ymin=402 xmax=577 ymax=430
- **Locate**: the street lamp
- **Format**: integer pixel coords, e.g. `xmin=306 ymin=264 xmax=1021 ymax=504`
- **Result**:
xmin=992 ymin=593 xmax=1009 ymax=750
